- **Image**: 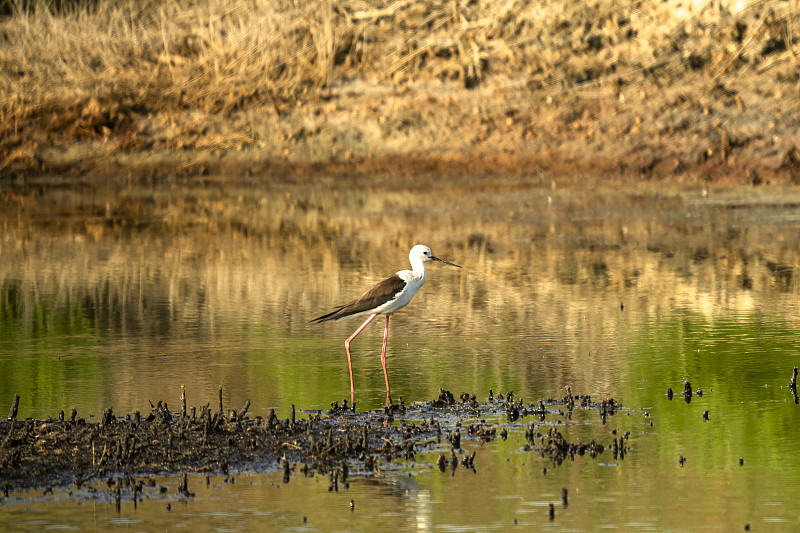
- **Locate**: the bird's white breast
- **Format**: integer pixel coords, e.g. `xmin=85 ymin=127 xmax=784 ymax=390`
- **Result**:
xmin=374 ymin=269 xmax=426 ymax=314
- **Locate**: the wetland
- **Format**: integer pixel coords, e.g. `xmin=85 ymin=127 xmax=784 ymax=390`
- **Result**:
xmin=2 ymin=0 xmax=800 ymax=529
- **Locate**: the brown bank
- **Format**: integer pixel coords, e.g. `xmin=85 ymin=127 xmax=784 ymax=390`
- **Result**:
xmin=1 ymin=0 xmax=798 ymax=185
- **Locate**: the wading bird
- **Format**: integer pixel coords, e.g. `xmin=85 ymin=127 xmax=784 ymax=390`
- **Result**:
xmin=311 ymin=244 xmax=461 ymax=407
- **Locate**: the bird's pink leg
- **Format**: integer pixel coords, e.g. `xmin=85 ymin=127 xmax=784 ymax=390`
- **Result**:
xmin=344 ymin=313 xmax=378 ymax=406
xmin=381 ymin=314 xmax=391 ymax=405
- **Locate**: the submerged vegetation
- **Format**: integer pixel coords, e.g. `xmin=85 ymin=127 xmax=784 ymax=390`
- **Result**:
xmin=1 ymin=0 xmax=798 ymax=181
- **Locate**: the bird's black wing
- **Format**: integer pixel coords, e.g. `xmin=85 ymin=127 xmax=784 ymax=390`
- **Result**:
xmin=311 ymin=274 xmax=406 ymax=323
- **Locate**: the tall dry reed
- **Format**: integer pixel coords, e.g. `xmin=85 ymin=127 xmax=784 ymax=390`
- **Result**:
xmin=3 ymin=0 xmax=794 ymax=120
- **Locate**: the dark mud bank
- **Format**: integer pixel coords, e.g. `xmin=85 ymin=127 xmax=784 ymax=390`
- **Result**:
xmin=0 ymin=389 xmax=623 ymax=497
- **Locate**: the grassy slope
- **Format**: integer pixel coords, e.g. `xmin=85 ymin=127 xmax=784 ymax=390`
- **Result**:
xmin=0 ymin=0 xmax=798 ymax=182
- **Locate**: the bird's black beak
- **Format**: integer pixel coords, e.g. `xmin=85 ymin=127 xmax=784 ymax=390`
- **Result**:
xmin=432 ymin=256 xmax=462 ymax=268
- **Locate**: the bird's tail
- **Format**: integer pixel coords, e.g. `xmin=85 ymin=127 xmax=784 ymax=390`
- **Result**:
xmin=309 ymin=307 xmax=345 ymax=323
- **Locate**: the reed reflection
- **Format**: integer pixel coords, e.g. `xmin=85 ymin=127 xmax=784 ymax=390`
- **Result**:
xmin=2 ymin=181 xmax=800 ymax=415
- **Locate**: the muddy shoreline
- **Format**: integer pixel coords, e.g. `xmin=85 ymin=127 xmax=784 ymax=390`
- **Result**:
xmin=5 ymin=75 xmax=799 ymax=188
xmin=0 ymin=389 xmax=622 ymax=495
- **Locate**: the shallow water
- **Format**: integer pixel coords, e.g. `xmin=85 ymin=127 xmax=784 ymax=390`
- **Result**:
xmin=2 ymin=178 xmax=800 ymax=530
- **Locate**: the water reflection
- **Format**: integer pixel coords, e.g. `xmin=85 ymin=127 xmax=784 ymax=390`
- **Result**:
xmin=2 ymin=182 xmax=800 ymax=415
xmin=2 ymin=179 xmax=800 ymax=529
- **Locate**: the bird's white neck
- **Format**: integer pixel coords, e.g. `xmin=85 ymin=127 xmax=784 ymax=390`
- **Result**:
xmin=410 ymin=256 xmax=427 ymax=273
xmin=406 ymin=255 xmax=428 ymax=284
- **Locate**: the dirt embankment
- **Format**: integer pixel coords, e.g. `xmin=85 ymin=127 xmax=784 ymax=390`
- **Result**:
xmin=0 ymin=0 xmax=798 ymax=184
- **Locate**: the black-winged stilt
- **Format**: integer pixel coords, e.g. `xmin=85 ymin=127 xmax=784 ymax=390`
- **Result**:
xmin=312 ymin=244 xmax=461 ymax=406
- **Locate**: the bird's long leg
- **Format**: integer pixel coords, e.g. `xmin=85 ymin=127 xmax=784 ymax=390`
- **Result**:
xmin=344 ymin=313 xmax=378 ymax=406
xmin=381 ymin=314 xmax=391 ymax=406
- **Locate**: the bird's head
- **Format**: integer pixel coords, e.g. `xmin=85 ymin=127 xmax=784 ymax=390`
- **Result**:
xmin=410 ymin=244 xmax=461 ymax=268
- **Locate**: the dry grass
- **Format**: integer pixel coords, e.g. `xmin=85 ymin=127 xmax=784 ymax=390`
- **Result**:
xmin=1 ymin=0 xmax=798 ymax=178
xmin=1 ymin=1 xmax=335 ymax=125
